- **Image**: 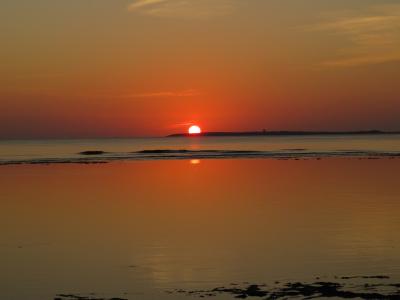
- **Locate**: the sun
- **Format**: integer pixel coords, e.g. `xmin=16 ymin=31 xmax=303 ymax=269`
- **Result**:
xmin=188 ymin=125 xmax=202 ymax=135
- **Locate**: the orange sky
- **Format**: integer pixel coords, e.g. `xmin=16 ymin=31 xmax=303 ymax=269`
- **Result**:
xmin=1 ymin=0 xmax=400 ymax=138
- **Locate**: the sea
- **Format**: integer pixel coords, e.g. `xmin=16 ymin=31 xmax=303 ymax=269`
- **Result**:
xmin=1 ymin=134 xmax=400 ymax=300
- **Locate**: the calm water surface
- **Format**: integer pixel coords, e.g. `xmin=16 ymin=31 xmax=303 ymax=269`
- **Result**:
xmin=1 ymin=158 xmax=400 ymax=299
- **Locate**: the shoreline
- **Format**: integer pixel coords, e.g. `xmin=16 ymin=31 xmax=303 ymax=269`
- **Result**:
xmin=1 ymin=150 xmax=400 ymax=166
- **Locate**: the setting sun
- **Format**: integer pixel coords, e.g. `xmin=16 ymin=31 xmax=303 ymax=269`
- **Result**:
xmin=188 ymin=125 xmax=202 ymax=135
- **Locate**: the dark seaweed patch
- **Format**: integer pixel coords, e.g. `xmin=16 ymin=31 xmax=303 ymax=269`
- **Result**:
xmin=79 ymin=151 xmax=106 ymax=155
xmin=168 ymin=276 xmax=400 ymax=299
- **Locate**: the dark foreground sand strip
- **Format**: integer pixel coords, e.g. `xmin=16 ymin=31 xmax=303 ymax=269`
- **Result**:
xmin=54 ymin=276 xmax=400 ymax=299
xmin=168 ymin=276 xmax=400 ymax=299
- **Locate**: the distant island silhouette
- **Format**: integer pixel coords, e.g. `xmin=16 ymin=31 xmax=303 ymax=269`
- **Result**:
xmin=167 ymin=130 xmax=400 ymax=137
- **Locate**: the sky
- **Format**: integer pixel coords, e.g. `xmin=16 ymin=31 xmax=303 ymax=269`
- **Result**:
xmin=1 ymin=0 xmax=400 ymax=138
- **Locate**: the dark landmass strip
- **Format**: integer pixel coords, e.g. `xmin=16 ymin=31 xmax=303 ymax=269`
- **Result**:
xmin=136 ymin=149 xmax=260 ymax=154
xmin=137 ymin=149 xmax=191 ymax=154
xmin=167 ymin=130 xmax=400 ymax=137
xmin=168 ymin=276 xmax=400 ymax=299
xmin=341 ymin=275 xmax=391 ymax=280
xmin=55 ymin=294 xmax=126 ymax=300
xmin=0 ymin=159 xmax=108 ymax=166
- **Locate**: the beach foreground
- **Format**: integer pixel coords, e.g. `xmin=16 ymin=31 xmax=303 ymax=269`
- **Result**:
xmin=1 ymin=158 xmax=400 ymax=299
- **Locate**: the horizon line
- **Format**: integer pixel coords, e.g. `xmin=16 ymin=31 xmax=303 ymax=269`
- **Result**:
xmin=2 ymin=129 xmax=400 ymax=140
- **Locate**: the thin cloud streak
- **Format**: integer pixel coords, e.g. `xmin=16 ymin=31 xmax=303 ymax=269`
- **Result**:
xmin=169 ymin=121 xmax=197 ymax=128
xmin=311 ymin=5 xmax=400 ymax=67
xmin=128 ymin=0 xmax=235 ymax=19
xmin=128 ymin=0 xmax=167 ymax=11
xmin=122 ymin=89 xmax=200 ymax=98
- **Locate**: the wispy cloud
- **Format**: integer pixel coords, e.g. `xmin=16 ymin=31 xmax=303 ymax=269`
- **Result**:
xmin=311 ymin=5 xmax=400 ymax=67
xmin=169 ymin=121 xmax=198 ymax=128
xmin=128 ymin=0 xmax=167 ymax=11
xmin=128 ymin=0 xmax=235 ymax=19
xmin=121 ymin=89 xmax=200 ymax=98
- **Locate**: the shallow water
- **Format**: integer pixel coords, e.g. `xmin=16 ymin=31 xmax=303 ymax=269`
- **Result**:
xmin=1 ymin=158 xmax=400 ymax=299
xmin=1 ymin=134 xmax=400 ymax=163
